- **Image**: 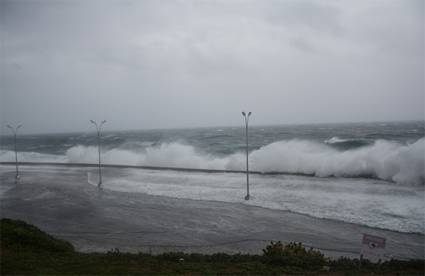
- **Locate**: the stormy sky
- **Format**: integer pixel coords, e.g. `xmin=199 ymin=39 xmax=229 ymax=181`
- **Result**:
xmin=1 ymin=0 xmax=424 ymax=134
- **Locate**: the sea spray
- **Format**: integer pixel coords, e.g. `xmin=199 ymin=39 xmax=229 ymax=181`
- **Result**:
xmin=67 ymin=138 xmax=425 ymax=185
xmin=1 ymin=138 xmax=424 ymax=185
xmin=250 ymin=138 xmax=425 ymax=185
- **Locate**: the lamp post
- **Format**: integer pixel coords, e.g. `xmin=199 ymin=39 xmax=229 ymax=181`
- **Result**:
xmin=241 ymin=111 xmax=252 ymax=200
xmin=6 ymin=124 xmax=22 ymax=179
xmin=90 ymin=120 xmax=106 ymax=187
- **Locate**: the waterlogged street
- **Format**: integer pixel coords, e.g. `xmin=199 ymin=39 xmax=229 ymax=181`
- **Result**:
xmin=0 ymin=164 xmax=424 ymax=260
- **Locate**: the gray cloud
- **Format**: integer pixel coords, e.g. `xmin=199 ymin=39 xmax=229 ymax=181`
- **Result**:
xmin=1 ymin=0 xmax=423 ymax=134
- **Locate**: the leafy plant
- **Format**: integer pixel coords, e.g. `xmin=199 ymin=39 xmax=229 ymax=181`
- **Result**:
xmin=1 ymin=218 xmax=74 ymax=254
xmin=1 ymin=219 xmax=424 ymax=275
xmin=262 ymin=241 xmax=327 ymax=268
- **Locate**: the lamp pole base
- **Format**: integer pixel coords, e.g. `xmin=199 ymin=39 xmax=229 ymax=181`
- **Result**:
xmin=244 ymin=194 xmax=250 ymax=200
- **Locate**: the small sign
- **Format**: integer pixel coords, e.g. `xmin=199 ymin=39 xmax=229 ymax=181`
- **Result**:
xmin=361 ymin=234 xmax=386 ymax=262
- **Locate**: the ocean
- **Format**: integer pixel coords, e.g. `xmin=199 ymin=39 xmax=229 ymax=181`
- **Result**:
xmin=1 ymin=121 xmax=424 ymax=234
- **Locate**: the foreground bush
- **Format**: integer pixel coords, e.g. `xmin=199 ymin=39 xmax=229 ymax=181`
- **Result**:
xmin=262 ymin=241 xmax=326 ymax=269
xmin=1 ymin=218 xmax=424 ymax=275
xmin=1 ymin=218 xmax=74 ymax=253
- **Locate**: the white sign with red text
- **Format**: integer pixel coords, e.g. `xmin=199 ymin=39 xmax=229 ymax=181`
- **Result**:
xmin=361 ymin=233 xmax=387 ymax=262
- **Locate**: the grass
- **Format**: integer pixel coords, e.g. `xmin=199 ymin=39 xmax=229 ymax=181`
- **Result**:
xmin=1 ymin=218 xmax=424 ymax=275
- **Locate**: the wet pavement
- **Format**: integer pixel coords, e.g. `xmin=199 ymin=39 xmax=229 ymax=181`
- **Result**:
xmin=0 ymin=164 xmax=423 ymax=260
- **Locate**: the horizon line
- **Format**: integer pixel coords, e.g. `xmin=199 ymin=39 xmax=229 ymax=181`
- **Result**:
xmin=1 ymin=118 xmax=424 ymax=136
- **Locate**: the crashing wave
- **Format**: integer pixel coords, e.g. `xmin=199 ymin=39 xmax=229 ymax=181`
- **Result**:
xmin=1 ymin=138 xmax=424 ymax=185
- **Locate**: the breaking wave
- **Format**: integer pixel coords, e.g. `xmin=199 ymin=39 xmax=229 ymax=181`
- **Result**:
xmin=249 ymin=138 xmax=424 ymax=185
xmin=1 ymin=138 xmax=424 ymax=185
xmin=324 ymin=136 xmax=372 ymax=149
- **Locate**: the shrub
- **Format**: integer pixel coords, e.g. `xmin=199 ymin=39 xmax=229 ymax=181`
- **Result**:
xmin=262 ymin=241 xmax=326 ymax=268
xmin=1 ymin=218 xmax=74 ymax=254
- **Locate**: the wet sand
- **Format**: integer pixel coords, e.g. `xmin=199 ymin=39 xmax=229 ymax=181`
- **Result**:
xmin=0 ymin=165 xmax=423 ymax=260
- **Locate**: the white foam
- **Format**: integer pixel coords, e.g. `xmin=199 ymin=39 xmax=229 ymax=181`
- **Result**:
xmin=94 ymin=169 xmax=425 ymax=234
xmin=1 ymin=138 xmax=424 ymax=185
xmin=250 ymin=138 xmax=425 ymax=185
xmin=324 ymin=136 xmax=349 ymax=144
xmin=0 ymin=150 xmax=67 ymax=163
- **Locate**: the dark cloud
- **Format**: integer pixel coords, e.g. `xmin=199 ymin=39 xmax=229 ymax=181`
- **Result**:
xmin=0 ymin=0 xmax=423 ymax=134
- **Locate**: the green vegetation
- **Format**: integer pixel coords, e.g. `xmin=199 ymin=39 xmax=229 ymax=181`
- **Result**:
xmin=1 ymin=218 xmax=424 ymax=275
xmin=262 ymin=241 xmax=326 ymax=269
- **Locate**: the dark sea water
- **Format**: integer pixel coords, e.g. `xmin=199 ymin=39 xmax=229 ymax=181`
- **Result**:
xmin=1 ymin=121 xmax=424 ymax=184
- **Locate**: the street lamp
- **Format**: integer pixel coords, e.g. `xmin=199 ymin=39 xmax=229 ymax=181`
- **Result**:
xmin=90 ymin=120 xmax=107 ymax=187
xmin=6 ymin=124 xmax=22 ymax=179
xmin=241 ymin=111 xmax=252 ymax=200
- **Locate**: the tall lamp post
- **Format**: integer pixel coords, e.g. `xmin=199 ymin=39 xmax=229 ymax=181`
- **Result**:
xmin=7 ymin=124 xmax=22 ymax=179
xmin=241 ymin=111 xmax=252 ymax=200
xmin=90 ymin=120 xmax=106 ymax=187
